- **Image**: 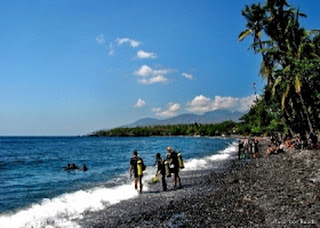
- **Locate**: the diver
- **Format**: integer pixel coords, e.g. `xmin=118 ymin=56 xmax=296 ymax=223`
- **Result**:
xmin=81 ymin=164 xmax=88 ymax=171
xmin=64 ymin=163 xmax=80 ymax=171
xmin=155 ymin=153 xmax=167 ymax=191
xmin=167 ymin=147 xmax=182 ymax=189
xmin=129 ymin=150 xmax=145 ymax=193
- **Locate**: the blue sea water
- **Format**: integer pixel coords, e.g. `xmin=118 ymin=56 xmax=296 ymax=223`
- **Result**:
xmin=0 ymin=136 xmax=236 ymax=227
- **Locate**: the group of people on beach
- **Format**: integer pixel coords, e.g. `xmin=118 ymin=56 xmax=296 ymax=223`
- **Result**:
xmin=239 ymin=131 xmax=319 ymax=159
xmin=129 ymin=146 xmax=183 ymax=193
xmin=238 ymin=136 xmax=260 ymax=160
xmin=266 ymin=132 xmax=319 ymax=156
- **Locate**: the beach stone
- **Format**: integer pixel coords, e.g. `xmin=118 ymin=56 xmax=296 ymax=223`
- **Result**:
xmin=76 ymin=138 xmax=320 ymax=228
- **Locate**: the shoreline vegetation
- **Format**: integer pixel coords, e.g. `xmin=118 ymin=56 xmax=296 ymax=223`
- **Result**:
xmin=90 ymin=121 xmax=238 ymax=137
xmin=78 ymin=138 xmax=319 ymax=227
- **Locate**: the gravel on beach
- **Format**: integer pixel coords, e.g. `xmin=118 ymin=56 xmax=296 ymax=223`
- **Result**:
xmin=78 ymin=138 xmax=320 ymax=228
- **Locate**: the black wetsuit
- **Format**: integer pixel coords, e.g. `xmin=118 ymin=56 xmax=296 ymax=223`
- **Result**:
xmin=168 ymin=151 xmax=179 ymax=175
xmin=156 ymin=158 xmax=167 ymax=191
xmin=130 ymin=156 xmax=143 ymax=178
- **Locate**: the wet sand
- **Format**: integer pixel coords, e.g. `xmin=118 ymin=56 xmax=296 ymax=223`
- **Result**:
xmin=77 ymin=138 xmax=320 ymax=227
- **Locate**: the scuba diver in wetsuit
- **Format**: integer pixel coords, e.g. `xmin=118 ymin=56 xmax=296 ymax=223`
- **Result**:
xmin=129 ymin=150 xmax=144 ymax=193
xmin=155 ymin=153 xmax=167 ymax=191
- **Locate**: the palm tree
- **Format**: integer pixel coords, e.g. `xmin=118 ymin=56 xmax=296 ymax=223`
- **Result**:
xmin=239 ymin=0 xmax=320 ymax=136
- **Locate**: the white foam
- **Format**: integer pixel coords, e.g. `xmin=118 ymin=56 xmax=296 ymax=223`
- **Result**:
xmin=0 ymin=142 xmax=236 ymax=228
xmin=183 ymin=142 xmax=237 ymax=171
xmin=0 ymin=183 xmax=147 ymax=228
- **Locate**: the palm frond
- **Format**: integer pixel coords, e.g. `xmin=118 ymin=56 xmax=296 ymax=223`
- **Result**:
xmin=272 ymin=75 xmax=282 ymax=96
xmin=295 ymin=73 xmax=302 ymax=93
xmin=281 ymin=83 xmax=290 ymax=110
xmin=238 ymin=29 xmax=252 ymax=41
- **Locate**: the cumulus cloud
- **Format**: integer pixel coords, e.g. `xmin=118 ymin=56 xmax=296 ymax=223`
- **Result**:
xmin=134 ymin=98 xmax=146 ymax=108
xmin=134 ymin=64 xmax=172 ymax=85
xmin=136 ymin=50 xmax=157 ymax=59
xmin=116 ymin=37 xmax=141 ymax=48
xmin=152 ymin=103 xmax=181 ymax=117
xmin=182 ymin=73 xmax=193 ymax=80
xmin=139 ymin=75 xmax=168 ymax=84
xmin=96 ymin=34 xmax=105 ymax=45
xmin=186 ymin=95 xmax=256 ymax=113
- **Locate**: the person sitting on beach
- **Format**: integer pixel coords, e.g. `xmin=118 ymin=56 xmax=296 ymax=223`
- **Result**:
xmin=167 ymin=146 xmax=182 ymax=189
xmin=265 ymin=145 xmax=274 ymax=157
xmin=155 ymin=153 xmax=167 ymax=191
xmin=129 ymin=150 xmax=144 ymax=193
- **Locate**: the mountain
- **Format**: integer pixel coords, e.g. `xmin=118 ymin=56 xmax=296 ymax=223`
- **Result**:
xmin=123 ymin=110 xmax=244 ymax=128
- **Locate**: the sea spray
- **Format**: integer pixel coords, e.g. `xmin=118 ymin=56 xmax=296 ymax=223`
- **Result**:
xmin=0 ymin=136 xmax=237 ymax=228
xmin=183 ymin=142 xmax=237 ymax=171
xmin=0 ymin=184 xmax=142 ymax=228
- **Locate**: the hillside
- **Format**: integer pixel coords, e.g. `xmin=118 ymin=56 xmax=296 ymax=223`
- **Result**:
xmin=123 ymin=110 xmax=244 ymax=128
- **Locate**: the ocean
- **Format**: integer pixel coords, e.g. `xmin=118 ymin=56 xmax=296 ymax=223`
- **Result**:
xmin=0 ymin=136 xmax=237 ymax=228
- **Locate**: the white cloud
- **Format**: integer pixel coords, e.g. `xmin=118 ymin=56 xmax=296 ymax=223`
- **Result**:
xmin=108 ymin=43 xmax=115 ymax=56
xmin=139 ymin=75 xmax=168 ymax=84
xmin=239 ymin=95 xmax=257 ymax=111
xmin=186 ymin=95 xmax=256 ymax=113
xmin=152 ymin=103 xmax=181 ymax=117
xmin=134 ymin=64 xmax=172 ymax=85
xmin=182 ymin=73 xmax=193 ymax=80
xmin=116 ymin=37 xmax=141 ymax=48
xmin=151 ymin=107 xmax=162 ymax=112
xmin=135 ymin=65 xmax=153 ymax=77
xmin=134 ymin=98 xmax=146 ymax=108
xmin=137 ymin=50 xmax=157 ymax=59
xmin=96 ymin=34 xmax=105 ymax=45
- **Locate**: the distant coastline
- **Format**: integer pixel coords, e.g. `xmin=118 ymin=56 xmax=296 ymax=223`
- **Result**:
xmin=89 ymin=121 xmax=238 ymax=137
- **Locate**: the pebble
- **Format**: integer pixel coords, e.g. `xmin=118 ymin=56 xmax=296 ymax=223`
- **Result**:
xmin=77 ymin=139 xmax=320 ymax=227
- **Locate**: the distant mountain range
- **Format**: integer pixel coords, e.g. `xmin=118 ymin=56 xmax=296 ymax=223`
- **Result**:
xmin=122 ymin=110 xmax=244 ymax=128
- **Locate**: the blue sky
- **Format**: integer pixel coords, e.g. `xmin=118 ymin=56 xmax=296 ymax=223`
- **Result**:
xmin=0 ymin=0 xmax=319 ymax=135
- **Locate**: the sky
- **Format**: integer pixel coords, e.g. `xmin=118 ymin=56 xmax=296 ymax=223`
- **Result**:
xmin=0 ymin=0 xmax=319 ymax=136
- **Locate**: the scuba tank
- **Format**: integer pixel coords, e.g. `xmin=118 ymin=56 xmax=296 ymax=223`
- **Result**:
xmin=164 ymin=160 xmax=171 ymax=177
xmin=152 ymin=173 xmax=161 ymax=183
xmin=137 ymin=159 xmax=143 ymax=176
xmin=177 ymin=152 xmax=184 ymax=169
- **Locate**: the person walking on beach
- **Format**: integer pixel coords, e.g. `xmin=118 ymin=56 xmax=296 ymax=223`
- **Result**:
xmin=238 ymin=140 xmax=244 ymax=160
xmin=129 ymin=150 xmax=144 ymax=193
xmin=167 ymin=146 xmax=182 ymax=189
xmin=155 ymin=153 xmax=167 ymax=191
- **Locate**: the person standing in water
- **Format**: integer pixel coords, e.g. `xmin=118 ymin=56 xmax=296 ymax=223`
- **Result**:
xmin=167 ymin=146 xmax=182 ymax=189
xmin=129 ymin=150 xmax=144 ymax=193
xmin=155 ymin=153 xmax=167 ymax=191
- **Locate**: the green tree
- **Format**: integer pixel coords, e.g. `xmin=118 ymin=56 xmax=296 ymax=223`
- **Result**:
xmin=239 ymin=0 xmax=320 ymax=137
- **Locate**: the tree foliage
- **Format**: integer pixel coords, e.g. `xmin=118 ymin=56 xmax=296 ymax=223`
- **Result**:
xmin=239 ymin=0 xmax=320 ymax=137
xmin=91 ymin=121 xmax=237 ymax=137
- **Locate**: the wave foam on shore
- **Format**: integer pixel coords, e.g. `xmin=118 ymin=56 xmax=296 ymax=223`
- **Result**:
xmin=0 ymin=142 xmax=237 ymax=228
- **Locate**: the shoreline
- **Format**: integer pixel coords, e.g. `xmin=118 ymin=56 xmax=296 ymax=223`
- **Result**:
xmin=77 ymin=138 xmax=319 ymax=227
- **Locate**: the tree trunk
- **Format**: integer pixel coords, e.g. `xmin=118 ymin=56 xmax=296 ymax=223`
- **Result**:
xmin=283 ymin=108 xmax=295 ymax=136
xmin=298 ymin=92 xmax=314 ymax=133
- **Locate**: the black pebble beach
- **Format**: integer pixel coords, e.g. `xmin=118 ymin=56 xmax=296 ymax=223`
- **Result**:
xmin=77 ymin=138 xmax=320 ymax=228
